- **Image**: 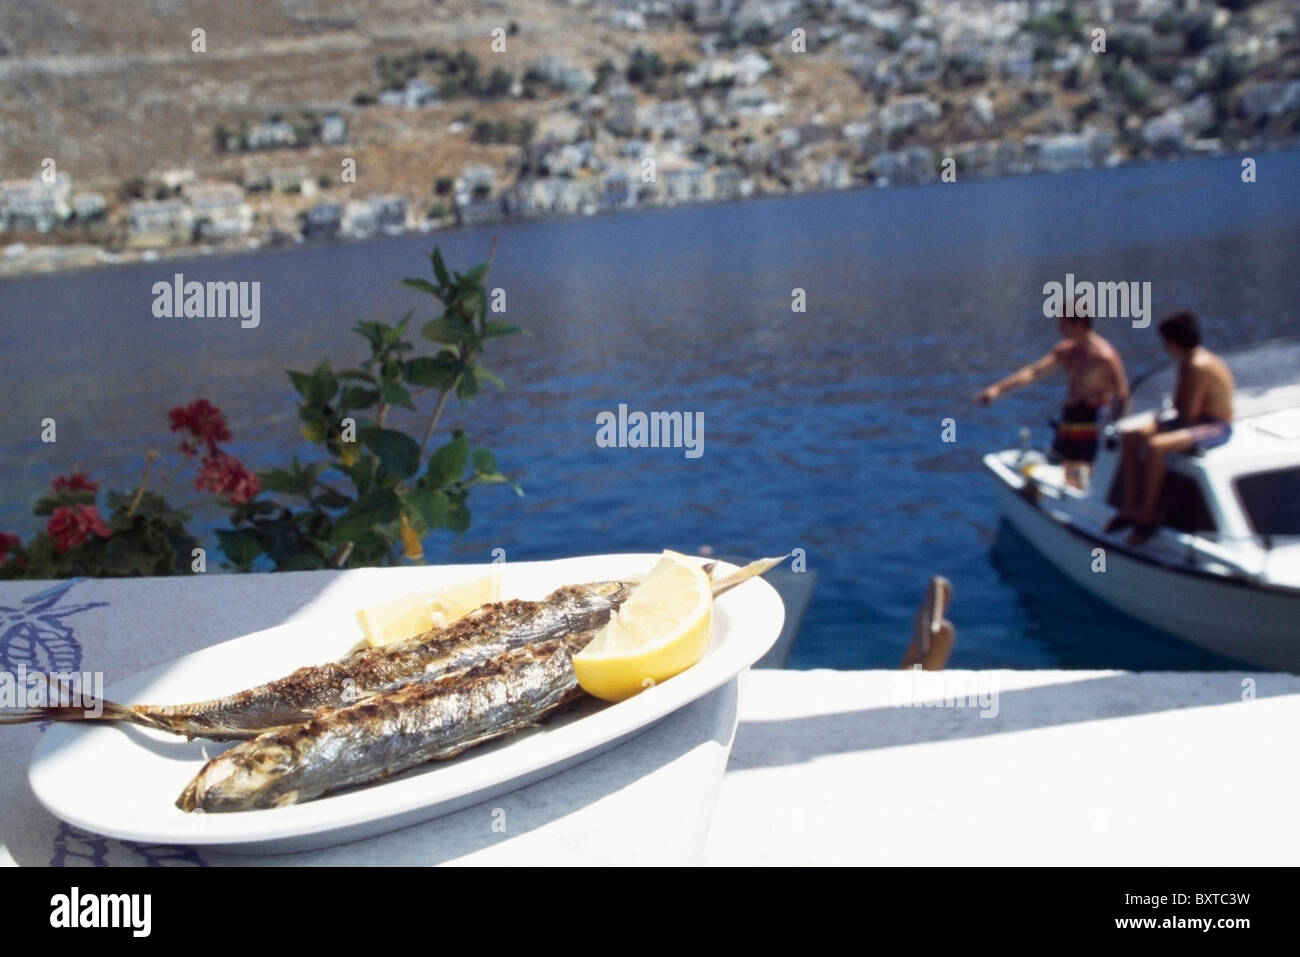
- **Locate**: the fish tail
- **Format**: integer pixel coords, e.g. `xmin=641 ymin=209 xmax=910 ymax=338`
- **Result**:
xmin=708 ymin=555 xmax=789 ymax=596
xmin=0 ymin=670 xmax=188 ymax=732
xmin=0 ymin=695 xmax=167 ymax=729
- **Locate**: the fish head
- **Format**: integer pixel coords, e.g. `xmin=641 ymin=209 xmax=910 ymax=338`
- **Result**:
xmin=178 ymin=740 xmax=299 ymax=812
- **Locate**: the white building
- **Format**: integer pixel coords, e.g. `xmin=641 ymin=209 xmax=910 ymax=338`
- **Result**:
xmin=345 ymin=200 xmax=378 ymax=238
xmin=1 ymin=175 xmax=71 ymax=231
xmin=819 ymin=158 xmax=851 ymax=190
xmin=879 ymin=94 xmax=940 ymax=132
xmin=72 ymin=193 xmax=107 ymax=222
xmin=636 ymin=99 xmax=702 ymax=139
xmin=185 ymin=182 xmax=252 ymax=238
xmin=246 ymin=120 xmax=297 ymax=150
xmin=320 ymin=113 xmax=347 ymax=145
xmin=657 ymin=156 xmax=712 ymax=204
xmin=404 ymin=78 xmax=437 ymax=108
xmin=128 ymin=199 xmax=192 ymax=246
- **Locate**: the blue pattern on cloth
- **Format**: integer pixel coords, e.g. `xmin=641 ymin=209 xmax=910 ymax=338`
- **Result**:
xmin=0 ymin=580 xmax=208 ymax=867
xmin=0 ymin=579 xmax=105 ymax=677
xmin=51 ymin=822 xmax=208 ymax=867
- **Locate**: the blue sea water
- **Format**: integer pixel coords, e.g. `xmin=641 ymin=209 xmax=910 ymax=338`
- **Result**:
xmin=2 ymin=151 xmax=1298 ymax=669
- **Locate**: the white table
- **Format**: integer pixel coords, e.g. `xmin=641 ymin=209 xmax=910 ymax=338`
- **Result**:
xmin=8 ymin=574 xmax=1295 ymax=866
xmin=706 ymin=669 xmax=1300 ymax=865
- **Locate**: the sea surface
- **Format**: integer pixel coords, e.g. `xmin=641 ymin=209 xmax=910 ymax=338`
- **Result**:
xmin=3 ymin=151 xmax=1298 ymax=669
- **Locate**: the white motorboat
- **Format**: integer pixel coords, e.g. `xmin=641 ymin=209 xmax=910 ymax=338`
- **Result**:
xmin=984 ymin=340 xmax=1300 ymax=671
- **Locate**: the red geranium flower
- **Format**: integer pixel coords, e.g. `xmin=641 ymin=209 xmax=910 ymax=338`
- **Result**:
xmin=51 ymin=472 xmax=99 ymax=494
xmin=196 ymin=452 xmax=260 ymax=505
xmin=168 ymin=398 xmax=232 ymax=454
xmin=0 ymin=531 xmax=22 ymax=565
xmin=47 ymin=505 xmax=112 ymax=553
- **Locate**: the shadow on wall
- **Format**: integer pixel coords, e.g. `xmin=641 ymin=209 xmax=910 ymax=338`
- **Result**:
xmin=725 ymin=669 xmax=1290 ymax=772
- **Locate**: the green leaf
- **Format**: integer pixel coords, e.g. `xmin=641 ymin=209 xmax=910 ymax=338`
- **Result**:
xmin=474 ymin=365 xmax=506 ymax=391
xmin=451 ymin=291 xmax=480 ymax=322
xmin=340 ymin=385 xmax=381 ymax=411
xmin=354 ymin=322 xmax=384 ymax=349
xmin=217 ymin=528 xmax=262 ymax=566
xmin=482 ymin=322 xmax=522 ymax=339
xmin=280 ymin=551 xmax=328 ymax=571
xmin=431 ymin=247 xmax=451 ymax=287
xmin=456 ymin=371 xmax=479 ymax=400
xmin=403 ymin=356 xmax=458 ymax=388
xmin=379 ymin=378 xmax=413 ymax=409
xmin=422 ymin=316 xmax=470 ymax=343
xmin=446 ymin=502 xmax=471 ymax=535
xmin=462 ymin=263 xmax=488 ymax=285
xmin=288 ymin=369 xmax=314 ymax=400
xmin=426 ymin=433 xmax=469 ymax=485
xmin=259 ymin=468 xmax=304 ymax=495
xmin=471 ymin=448 xmax=497 ymax=474
xmin=311 ymin=361 xmax=339 ymax=404
xmin=402 ymin=487 xmax=450 ymax=532
xmin=340 ymin=455 xmax=375 ymax=496
xmin=469 ymin=470 xmax=522 ymax=496
xmin=361 ymin=427 xmax=421 ymax=479
xmin=401 ymin=277 xmax=440 ymax=296
xmin=331 ymin=489 xmax=401 ymax=543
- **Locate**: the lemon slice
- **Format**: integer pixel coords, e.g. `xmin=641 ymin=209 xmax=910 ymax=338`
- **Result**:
xmin=572 ymin=550 xmax=713 ymax=702
xmin=356 ymin=573 xmax=502 ymax=647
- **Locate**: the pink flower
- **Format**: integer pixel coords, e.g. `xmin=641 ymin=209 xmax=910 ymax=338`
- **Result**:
xmin=51 ymin=472 xmax=99 ymax=494
xmin=47 ymin=506 xmax=112 ymax=553
xmin=196 ymin=452 xmax=260 ymax=505
xmin=168 ymin=398 xmax=232 ymax=454
xmin=0 ymin=531 xmax=22 ymax=565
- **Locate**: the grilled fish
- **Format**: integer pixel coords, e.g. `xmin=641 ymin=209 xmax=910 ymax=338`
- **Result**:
xmin=0 ymin=580 xmax=635 ymax=740
xmin=178 ymin=555 xmax=787 ymax=812
xmin=178 ymin=634 xmax=591 ymax=812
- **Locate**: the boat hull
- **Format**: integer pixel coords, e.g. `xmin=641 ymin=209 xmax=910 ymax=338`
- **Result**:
xmin=988 ymin=462 xmax=1300 ymax=672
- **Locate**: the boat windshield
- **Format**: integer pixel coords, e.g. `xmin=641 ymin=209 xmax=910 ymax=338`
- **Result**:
xmin=1129 ymin=338 xmax=1300 ymax=412
xmin=1235 ymin=466 xmax=1300 ymax=537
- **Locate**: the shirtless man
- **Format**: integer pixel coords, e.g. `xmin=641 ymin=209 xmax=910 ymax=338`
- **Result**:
xmin=1107 ymin=311 xmax=1235 ymax=545
xmin=976 ymin=308 xmax=1129 ymax=489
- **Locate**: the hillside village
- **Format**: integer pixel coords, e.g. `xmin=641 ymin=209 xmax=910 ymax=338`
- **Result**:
xmin=1 ymin=0 xmax=1297 ymax=273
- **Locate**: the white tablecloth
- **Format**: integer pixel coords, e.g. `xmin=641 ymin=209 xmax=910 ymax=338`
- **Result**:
xmin=0 ymin=572 xmax=739 ymax=866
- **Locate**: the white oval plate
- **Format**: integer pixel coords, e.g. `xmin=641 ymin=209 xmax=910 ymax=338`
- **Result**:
xmin=28 ymin=554 xmax=784 ymax=853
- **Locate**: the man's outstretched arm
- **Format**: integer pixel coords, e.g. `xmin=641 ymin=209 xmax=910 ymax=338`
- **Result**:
xmin=976 ymin=350 xmax=1059 ymax=405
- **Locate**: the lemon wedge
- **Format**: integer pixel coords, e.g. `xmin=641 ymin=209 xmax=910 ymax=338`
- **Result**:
xmin=572 ymin=550 xmax=713 ymax=702
xmin=356 ymin=573 xmax=502 ymax=647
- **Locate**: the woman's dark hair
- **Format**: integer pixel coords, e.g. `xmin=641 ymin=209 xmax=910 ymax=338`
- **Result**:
xmin=1158 ymin=311 xmax=1201 ymax=350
